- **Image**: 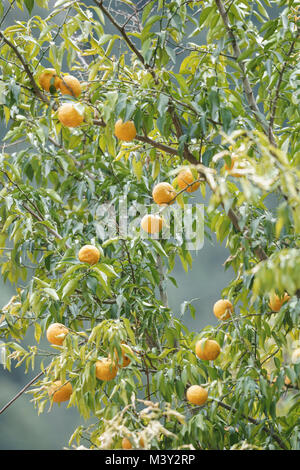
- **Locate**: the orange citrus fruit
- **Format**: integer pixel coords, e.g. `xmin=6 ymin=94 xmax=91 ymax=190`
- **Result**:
xmin=122 ymin=437 xmax=132 ymax=450
xmin=38 ymin=68 xmax=61 ymax=92
xmin=177 ymin=168 xmax=200 ymax=193
xmin=114 ymin=119 xmax=137 ymax=141
xmin=284 ymin=376 xmax=292 ymax=386
xmin=195 ymin=339 xmax=221 ymax=361
xmin=139 ymin=436 xmax=145 ymax=448
xmin=95 ymin=359 xmax=118 ymax=381
xmin=268 ymin=292 xmax=290 ymax=312
xmin=141 ymin=214 xmax=163 ymax=234
xmin=112 ymin=343 xmax=133 ymax=369
xmin=57 ymin=103 xmax=83 ymax=127
xmin=186 ymin=385 xmax=208 ymax=406
xmin=224 ymin=155 xmax=242 ymax=177
xmin=59 ymin=75 xmax=81 ymax=97
xmin=213 ymin=299 xmax=233 ymax=320
xmin=152 ymin=182 xmax=177 ymax=205
xmin=48 ymin=380 xmax=72 ymax=403
xmin=46 ymin=323 xmax=69 ymax=346
xmin=78 ymin=245 xmax=100 ymax=265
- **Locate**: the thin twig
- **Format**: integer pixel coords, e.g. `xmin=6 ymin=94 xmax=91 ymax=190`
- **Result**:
xmin=214 ymin=0 xmax=276 ymax=147
xmin=268 ymin=37 xmax=298 ymax=142
xmin=0 ymin=31 xmax=49 ymax=104
xmin=0 ymin=370 xmax=44 ymax=415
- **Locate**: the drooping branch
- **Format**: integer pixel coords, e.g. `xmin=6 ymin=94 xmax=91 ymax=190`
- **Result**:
xmin=214 ymin=0 xmax=276 ymax=147
xmin=268 ymin=37 xmax=298 ymax=142
xmin=0 ymin=370 xmax=44 ymax=415
xmin=0 ymin=31 xmax=49 ymax=104
xmin=93 ymin=0 xmax=157 ymax=82
xmin=136 ymin=134 xmax=196 ymax=163
xmin=213 ymin=398 xmax=288 ymax=450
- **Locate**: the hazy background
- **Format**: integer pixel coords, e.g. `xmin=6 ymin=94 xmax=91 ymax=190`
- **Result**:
xmin=0 ymin=0 xmax=240 ymax=449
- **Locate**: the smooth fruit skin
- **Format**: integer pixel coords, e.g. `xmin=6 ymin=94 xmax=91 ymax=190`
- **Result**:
xmin=195 ymin=339 xmax=221 ymax=361
xmin=268 ymin=293 xmax=290 ymax=312
xmin=48 ymin=380 xmax=72 ymax=403
xmin=38 ymin=68 xmax=61 ymax=92
xmin=177 ymin=169 xmax=200 ymax=193
xmin=59 ymin=75 xmax=81 ymax=97
xmin=46 ymin=323 xmax=69 ymax=346
xmin=57 ymin=103 xmax=83 ymax=127
xmin=213 ymin=299 xmax=233 ymax=321
xmin=78 ymin=245 xmax=100 ymax=265
xmin=152 ymin=182 xmax=177 ymax=205
xmin=141 ymin=214 xmax=163 ymax=234
xmin=112 ymin=344 xmax=132 ymax=368
xmin=114 ymin=119 xmax=137 ymax=141
xmin=122 ymin=438 xmax=132 ymax=450
xmin=186 ymin=385 xmax=208 ymax=406
xmin=95 ymin=359 xmax=118 ymax=381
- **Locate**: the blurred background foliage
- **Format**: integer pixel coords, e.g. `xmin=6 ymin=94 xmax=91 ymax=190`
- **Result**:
xmin=0 ymin=0 xmax=282 ymax=450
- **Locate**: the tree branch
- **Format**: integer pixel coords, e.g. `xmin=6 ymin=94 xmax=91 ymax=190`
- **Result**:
xmin=93 ymin=0 xmax=157 ymax=82
xmin=214 ymin=0 xmax=276 ymax=146
xmin=212 ymin=398 xmax=288 ymax=450
xmin=0 ymin=370 xmax=44 ymax=415
xmin=268 ymin=37 xmax=298 ymax=142
xmin=0 ymin=31 xmax=49 ymax=104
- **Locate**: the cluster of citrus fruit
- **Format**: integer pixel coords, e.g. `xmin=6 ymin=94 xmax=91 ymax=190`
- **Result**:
xmin=185 ymin=292 xmax=292 ymax=406
xmin=141 ymin=168 xmax=201 ymax=235
xmin=46 ymin=244 xmax=133 ymax=403
xmin=38 ymin=68 xmax=84 ymax=127
xmin=116 ymin=118 xmax=202 ymax=236
xmin=47 ymin=342 xmax=132 ymax=403
xmin=39 ymin=68 xmax=201 ymax=235
xmin=185 ymin=298 xmax=232 ymax=406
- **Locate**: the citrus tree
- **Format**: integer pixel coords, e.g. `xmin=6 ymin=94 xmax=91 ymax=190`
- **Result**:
xmin=0 ymin=0 xmax=299 ymax=451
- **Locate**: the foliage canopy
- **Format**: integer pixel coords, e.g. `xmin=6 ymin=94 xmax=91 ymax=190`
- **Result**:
xmin=0 ymin=0 xmax=299 ymax=450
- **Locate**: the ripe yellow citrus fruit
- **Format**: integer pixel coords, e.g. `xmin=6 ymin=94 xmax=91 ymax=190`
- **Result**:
xmin=48 ymin=380 xmax=72 ymax=403
xmin=122 ymin=437 xmax=132 ymax=450
xmin=59 ymin=75 xmax=81 ymax=97
xmin=141 ymin=214 xmax=163 ymax=234
xmin=195 ymin=339 xmax=221 ymax=361
xmin=114 ymin=119 xmax=137 ymax=141
xmin=38 ymin=68 xmax=61 ymax=92
xmin=111 ymin=343 xmax=133 ymax=369
xmin=284 ymin=376 xmax=292 ymax=386
xmin=186 ymin=385 xmax=208 ymax=406
xmin=57 ymin=103 xmax=83 ymax=127
xmin=139 ymin=436 xmax=145 ymax=448
xmin=224 ymin=155 xmax=242 ymax=178
xmin=292 ymin=347 xmax=300 ymax=364
xmin=268 ymin=292 xmax=290 ymax=312
xmin=152 ymin=182 xmax=177 ymax=205
xmin=95 ymin=359 xmax=118 ymax=381
xmin=213 ymin=299 xmax=233 ymax=321
xmin=46 ymin=323 xmax=69 ymax=346
xmin=78 ymin=245 xmax=100 ymax=265
xmin=177 ymin=168 xmax=200 ymax=193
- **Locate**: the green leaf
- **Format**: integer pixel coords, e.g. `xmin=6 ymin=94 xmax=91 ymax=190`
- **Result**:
xmin=43 ymin=287 xmax=60 ymax=301
xmin=62 ymin=277 xmax=81 ymax=300
xmin=24 ymin=0 xmax=34 ymax=14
